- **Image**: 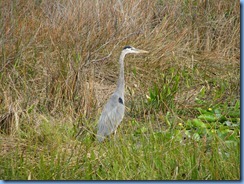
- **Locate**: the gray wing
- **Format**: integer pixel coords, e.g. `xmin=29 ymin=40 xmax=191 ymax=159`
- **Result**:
xmin=97 ymin=93 xmax=125 ymax=142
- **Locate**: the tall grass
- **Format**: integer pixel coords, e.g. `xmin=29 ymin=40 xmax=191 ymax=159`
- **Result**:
xmin=0 ymin=0 xmax=240 ymax=180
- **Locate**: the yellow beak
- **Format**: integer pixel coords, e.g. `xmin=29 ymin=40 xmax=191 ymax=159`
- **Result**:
xmin=136 ymin=49 xmax=149 ymax=54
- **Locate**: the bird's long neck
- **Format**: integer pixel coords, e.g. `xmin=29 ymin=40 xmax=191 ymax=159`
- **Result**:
xmin=115 ymin=52 xmax=126 ymax=97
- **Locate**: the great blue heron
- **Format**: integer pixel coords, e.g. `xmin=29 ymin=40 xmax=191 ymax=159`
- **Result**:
xmin=97 ymin=46 xmax=149 ymax=142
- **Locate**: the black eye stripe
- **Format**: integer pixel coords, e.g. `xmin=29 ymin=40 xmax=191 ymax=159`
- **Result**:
xmin=118 ymin=97 xmax=123 ymax=104
xmin=123 ymin=46 xmax=132 ymax=50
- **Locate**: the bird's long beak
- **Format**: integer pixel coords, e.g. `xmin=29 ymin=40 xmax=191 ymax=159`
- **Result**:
xmin=135 ymin=49 xmax=149 ymax=54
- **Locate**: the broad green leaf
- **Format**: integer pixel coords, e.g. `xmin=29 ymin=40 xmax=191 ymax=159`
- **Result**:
xmin=198 ymin=114 xmax=217 ymax=122
xmin=192 ymin=119 xmax=207 ymax=128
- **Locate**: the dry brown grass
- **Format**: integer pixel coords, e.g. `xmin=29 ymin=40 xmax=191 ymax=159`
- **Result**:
xmin=0 ymin=0 xmax=239 ymax=134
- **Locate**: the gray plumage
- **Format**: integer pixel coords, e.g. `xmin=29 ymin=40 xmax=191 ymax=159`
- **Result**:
xmin=97 ymin=46 xmax=148 ymax=142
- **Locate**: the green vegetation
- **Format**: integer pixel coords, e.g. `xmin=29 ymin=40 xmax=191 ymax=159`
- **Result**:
xmin=0 ymin=0 xmax=240 ymax=180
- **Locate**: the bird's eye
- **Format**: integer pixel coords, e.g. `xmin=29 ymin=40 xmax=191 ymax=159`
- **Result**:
xmin=118 ymin=97 xmax=123 ymax=104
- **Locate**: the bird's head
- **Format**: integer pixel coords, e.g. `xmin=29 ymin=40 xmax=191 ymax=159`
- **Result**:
xmin=122 ymin=46 xmax=149 ymax=54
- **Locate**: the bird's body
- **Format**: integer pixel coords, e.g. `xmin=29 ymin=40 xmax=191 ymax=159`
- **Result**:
xmin=97 ymin=93 xmax=125 ymax=142
xmin=97 ymin=46 xmax=148 ymax=142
